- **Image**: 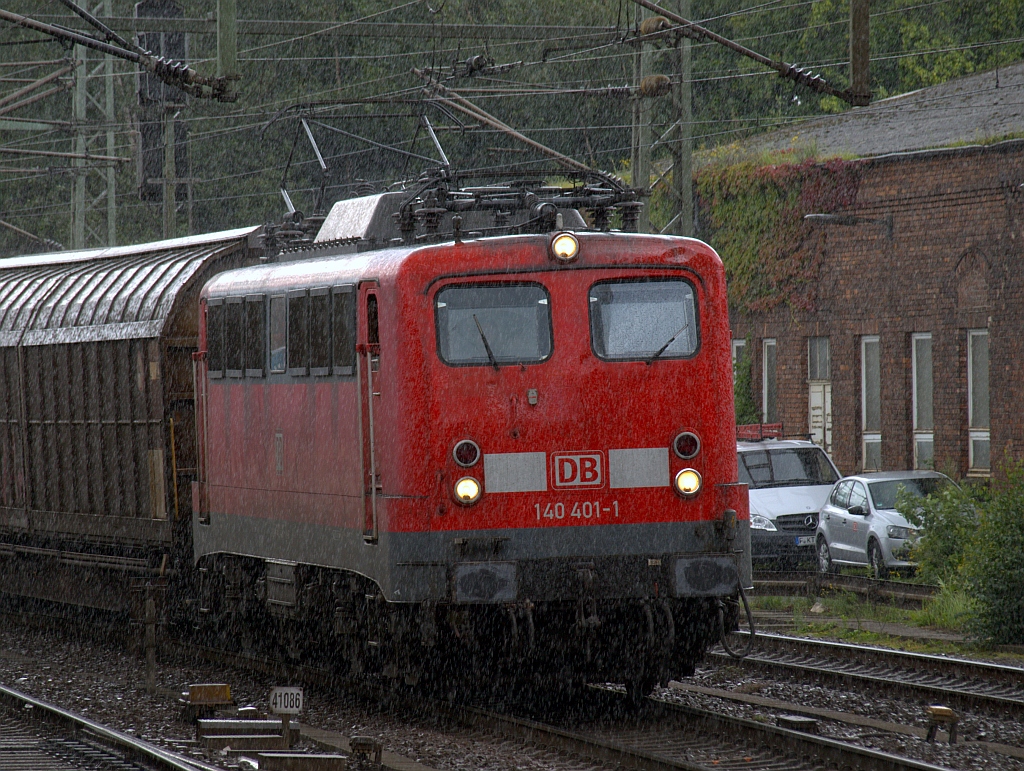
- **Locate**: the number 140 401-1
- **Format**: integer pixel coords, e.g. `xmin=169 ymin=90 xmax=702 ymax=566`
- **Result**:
xmin=534 ymin=501 xmax=619 ymax=521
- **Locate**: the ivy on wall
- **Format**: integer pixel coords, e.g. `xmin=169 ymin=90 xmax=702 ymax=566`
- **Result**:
xmin=694 ymin=158 xmax=862 ymax=314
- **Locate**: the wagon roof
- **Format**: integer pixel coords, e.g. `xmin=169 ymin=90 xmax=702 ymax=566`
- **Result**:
xmin=0 ymin=227 xmax=259 ymax=347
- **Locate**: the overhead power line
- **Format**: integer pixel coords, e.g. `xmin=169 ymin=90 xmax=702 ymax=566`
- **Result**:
xmin=629 ymin=0 xmax=869 ymax=106
xmin=0 ymin=8 xmax=235 ymax=101
xmin=414 ymin=68 xmax=598 ymax=176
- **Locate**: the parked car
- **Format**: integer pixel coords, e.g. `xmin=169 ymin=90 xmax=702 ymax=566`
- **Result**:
xmin=738 ymin=439 xmax=841 ymax=568
xmin=816 ymin=471 xmax=954 ymax=578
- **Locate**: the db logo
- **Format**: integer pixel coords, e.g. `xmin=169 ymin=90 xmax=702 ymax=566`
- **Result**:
xmin=552 ymin=452 xmax=604 ymax=488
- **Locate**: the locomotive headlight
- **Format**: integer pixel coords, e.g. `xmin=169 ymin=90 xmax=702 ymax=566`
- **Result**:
xmin=674 ymin=468 xmax=702 ymax=498
xmin=550 ymin=233 xmax=579 ymax=263
xmin=454 ymin=476 xmax=482 ymax=505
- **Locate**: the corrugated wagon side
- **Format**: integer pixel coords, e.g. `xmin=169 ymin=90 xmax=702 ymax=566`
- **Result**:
xmin=0 ymin=228 xmax=262 ymax=612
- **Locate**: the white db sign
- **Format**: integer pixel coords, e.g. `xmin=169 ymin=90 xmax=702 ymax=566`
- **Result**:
xmin=269 ymin=686 xmax=303 ymax=715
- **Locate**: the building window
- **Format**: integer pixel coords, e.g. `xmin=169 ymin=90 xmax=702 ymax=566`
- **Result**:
xmin=862 ymin=336 xmax=881 ymax=471
xmin=912 ymin=333 xmax=933 ymax=469
xmin=731 ymin=338 xmax=746 ymax=383
xmin=762 ymin=338 xmax=777 ymax=423
xmin=808 ymin=336 xmax=830 ymax=381
xmin=968 ymin=329 xmax=990 ymax=472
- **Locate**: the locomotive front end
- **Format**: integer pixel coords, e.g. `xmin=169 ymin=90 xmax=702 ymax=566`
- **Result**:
xmin=392 ymin=231 xmax=750 ymax=689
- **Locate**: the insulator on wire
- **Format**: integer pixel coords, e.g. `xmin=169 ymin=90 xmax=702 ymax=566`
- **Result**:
xmin=639 ymin=16 xmax=672 ymax=36
xmin=639 ymin=74 xmax=672 ymax=98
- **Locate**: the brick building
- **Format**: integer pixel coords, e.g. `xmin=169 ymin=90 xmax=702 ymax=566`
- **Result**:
xmin=730 ymin=141 xmax=1024 ymax=477
xmin=723 ymin=65 xmax=1024 ymax=478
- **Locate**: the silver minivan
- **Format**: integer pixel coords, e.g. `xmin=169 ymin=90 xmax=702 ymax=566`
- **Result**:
xmin=738 ymin=439 xmax=841 ymax=568
xmin=816 ymin=470 xmax=953 ymax=578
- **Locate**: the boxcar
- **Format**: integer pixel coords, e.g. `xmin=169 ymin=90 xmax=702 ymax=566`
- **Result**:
xmin=0 ymin=228 xmax=262 ymax=612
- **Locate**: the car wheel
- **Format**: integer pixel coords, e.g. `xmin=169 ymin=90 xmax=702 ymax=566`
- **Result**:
xmin=817 ymin=536 xmax=839 ymax=575
xmin=868 ymin=540 xmax=889 ymax=580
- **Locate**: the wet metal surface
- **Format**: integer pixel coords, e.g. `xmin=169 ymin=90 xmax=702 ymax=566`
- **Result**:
xmin=709 ymin=633 xmax=1024 ymax=716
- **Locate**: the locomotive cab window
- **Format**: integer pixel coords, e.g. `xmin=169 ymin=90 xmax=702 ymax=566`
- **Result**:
xmin=269 ymin=295 xmax=286 ymax=373
xmin=225 ymin=298 xmax=243 ymax=376
xmin=245 ymin=295 xmax=265 ymax=377
xmin=207 ymin=299 xmax=224 ymax=378
xmin=435 ymin=283 xmax=552 ymax=367
xmin=589 ymin=279 xmax=698 ymax=362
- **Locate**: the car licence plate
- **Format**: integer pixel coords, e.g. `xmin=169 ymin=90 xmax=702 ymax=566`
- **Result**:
xmin=795 ymin=536 xmax=815 ymax=546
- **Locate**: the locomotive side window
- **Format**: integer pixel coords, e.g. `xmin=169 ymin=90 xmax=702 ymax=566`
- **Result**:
xmin=269 ymin=296 xmax=286 ymax=373
xmin=245 ymin=295 xmax=265 ymax=377
xmin=310 ymin=288 xmax=330 ymax=376
xmin=225 ymin=298 xmax=243 ymax=376
xmin=207 ymin=299 xmax=224 ymax=378
xmin=589 ymin=279 xmax=698 ymax=362
xmin=287 ymin=291 xmax=309 ymax=375
xmin=435 ymin=283 xmax=552 ymax=367
xmin=332 ymin=285 xmax=355 ymax=375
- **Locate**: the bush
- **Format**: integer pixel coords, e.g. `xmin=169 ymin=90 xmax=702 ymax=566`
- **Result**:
xmin=961 ymin=469 xmax=1024 ymax=644
xmin=897 ymin=482 xmax=980 ymax=584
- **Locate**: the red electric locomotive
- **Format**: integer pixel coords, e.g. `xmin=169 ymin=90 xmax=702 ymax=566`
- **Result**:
xmin=193 ymin=188 xmax=751 ymax=693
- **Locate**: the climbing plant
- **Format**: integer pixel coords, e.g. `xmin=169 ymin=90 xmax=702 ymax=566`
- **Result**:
xmin=695 ymin=158 xmax=861 ymax=314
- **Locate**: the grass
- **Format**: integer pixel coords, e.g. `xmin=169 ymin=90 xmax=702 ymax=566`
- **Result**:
xmin=750 ymin=588 xmax=1024 ymax=663
xmin=910 ymin=584 xmax=972 ymax=631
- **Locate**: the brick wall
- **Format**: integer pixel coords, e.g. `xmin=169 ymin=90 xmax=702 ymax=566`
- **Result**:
xmin=728 ymin=141 xmax=1024 ymax=477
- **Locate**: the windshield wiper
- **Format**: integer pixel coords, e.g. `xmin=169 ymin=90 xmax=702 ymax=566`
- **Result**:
xmin=473 ymin=314 xmax=500 ymax=372
xmin=646 ymin=323 xmax=689 ymax=365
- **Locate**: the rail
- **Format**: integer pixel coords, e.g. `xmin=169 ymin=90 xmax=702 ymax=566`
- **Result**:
xmin=752 ymin=570 xmax=937 ymax=605
xmin=0 ymin=683 xmax=225 ymax=771
xmin=712 ymin=631 xmax=1024 ymax=716
xmin=451 ymin=687 xmax=959 ymax=771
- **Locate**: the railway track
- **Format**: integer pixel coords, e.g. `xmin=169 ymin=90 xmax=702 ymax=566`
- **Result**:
xmin=752 ymin=570 xmax=938 ymax=605
xmin=711 ymin=632 xmax=1024 ymax=717
xmin=180 ymin=640 xmax=962 ymax=771
xmin=0 ymin=606 xmax=997 ymax=771
xmin=0 ymin=684 xmax=223 ymax=771
xmin=454 ymin=687 xmax=959 ymax=771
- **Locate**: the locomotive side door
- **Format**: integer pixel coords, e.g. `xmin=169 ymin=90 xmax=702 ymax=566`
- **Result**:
xmin=356 ymin=281 xmax=381 ymax=543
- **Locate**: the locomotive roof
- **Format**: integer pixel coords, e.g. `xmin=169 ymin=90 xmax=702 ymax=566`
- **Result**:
xmin=202 ymin=230 xmax=710 ymax=298
xmin=0 ymin=227 xmax=259 ymax=347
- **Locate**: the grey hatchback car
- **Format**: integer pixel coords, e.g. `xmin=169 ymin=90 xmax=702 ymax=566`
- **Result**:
xmin=816 ymin=471 xmax=953 ymax=578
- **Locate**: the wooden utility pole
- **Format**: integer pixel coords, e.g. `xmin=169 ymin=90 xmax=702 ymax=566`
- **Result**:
xmin=162 ymin=107 xmax=177 ymax=238
xmin=631 ymin=5 xmax=653 ymax=233
xmin=217 ymin=0 xmax=238 ymax=101
xmin=849 ymin=0 xmax=870 ymax=103
xmin=669 ymin=0 xmax=692 ymax=236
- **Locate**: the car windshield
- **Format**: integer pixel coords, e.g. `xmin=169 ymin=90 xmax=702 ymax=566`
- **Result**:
xmin=868 ymin=477 xmax=950 ymax=510
xmin=737 ymin=447 xmax=839 ymax=489
xmin=435 ymin=283 xmax=552 ymax=366
xmin=589 ymin=279 xmax=698 ymax=361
